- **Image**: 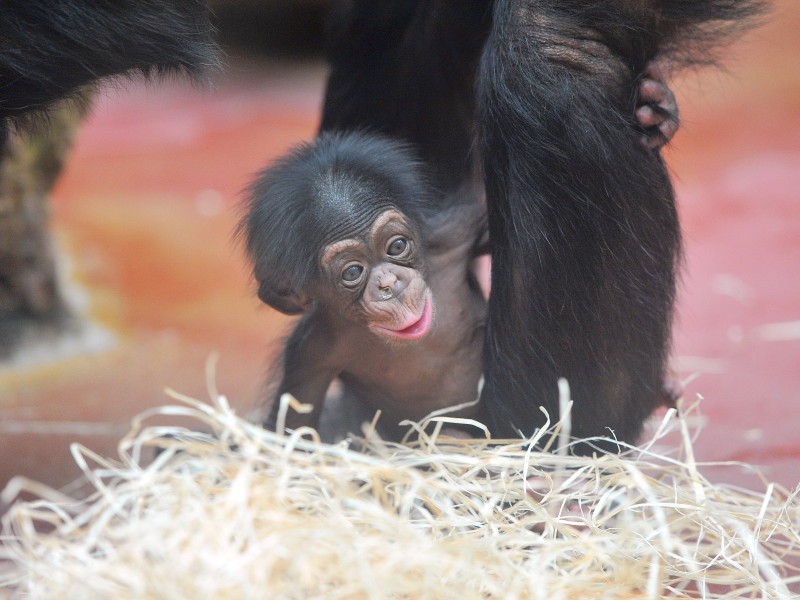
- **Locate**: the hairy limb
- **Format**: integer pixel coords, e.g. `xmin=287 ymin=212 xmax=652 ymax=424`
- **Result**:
xmin=264 ymin=317 xmax=338 ymax=432
xmin=320 ymin=0 xmax=491 ymax=191
xmin=424 ymin=185 xmax=487 ymax=255
xmin=1 ymin=0 xmax=217 ymax=124
xmin=476 ymin=0 xmax=680 ymax=448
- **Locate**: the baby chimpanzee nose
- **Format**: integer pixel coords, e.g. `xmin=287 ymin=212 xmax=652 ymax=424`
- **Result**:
xmin=373 ymin=268 xmax=407 ymax=301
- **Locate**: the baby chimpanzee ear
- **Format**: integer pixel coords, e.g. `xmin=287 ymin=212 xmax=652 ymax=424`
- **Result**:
xmin=257 ymin=281 xmax=311 ymax=315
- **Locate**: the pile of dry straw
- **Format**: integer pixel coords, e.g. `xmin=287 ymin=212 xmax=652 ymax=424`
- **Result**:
xmin=1 ymin=380 xmax=798 ymax=599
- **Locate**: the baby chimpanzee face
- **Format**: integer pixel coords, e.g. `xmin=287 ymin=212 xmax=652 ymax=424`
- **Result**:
xmin=318 ymin=209 xmax=433 ymax=341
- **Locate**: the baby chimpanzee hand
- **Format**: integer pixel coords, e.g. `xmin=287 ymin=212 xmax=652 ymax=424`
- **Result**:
xmin=637 ymin=63 xmax=680 ymax=149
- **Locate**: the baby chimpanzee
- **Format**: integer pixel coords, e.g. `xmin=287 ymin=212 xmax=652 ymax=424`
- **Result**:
xmin=241 ymin=131 xmax=488 ymax=440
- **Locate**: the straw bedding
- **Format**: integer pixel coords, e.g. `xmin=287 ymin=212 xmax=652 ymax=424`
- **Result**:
xmin=1 ymin=384 xmax=798 ymax=599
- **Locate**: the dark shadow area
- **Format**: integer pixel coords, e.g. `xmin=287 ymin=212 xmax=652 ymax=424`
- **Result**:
xmin=212 ymin=0 xmax=329 ymax=58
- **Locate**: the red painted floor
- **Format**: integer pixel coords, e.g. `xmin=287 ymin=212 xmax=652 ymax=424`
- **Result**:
xmin=1 ymin=4 xmax=799 ymax=493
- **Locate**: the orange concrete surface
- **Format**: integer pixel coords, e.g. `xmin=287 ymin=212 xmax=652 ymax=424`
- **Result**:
xmin=1 ymin=4 xmax=799 ymax=494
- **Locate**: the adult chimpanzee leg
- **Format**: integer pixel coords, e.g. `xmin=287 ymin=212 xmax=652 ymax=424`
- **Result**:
xmin=476 ymin=0 xmax=761 ymax=449
xmin=319 ymin=0 xmax=491 ymax=194
xmin=0 ymin=0 xmax=217 ymax=128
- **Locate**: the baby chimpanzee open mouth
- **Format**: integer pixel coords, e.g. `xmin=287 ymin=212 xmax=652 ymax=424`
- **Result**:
xmin=374 ymin=295 xmax=433 ymax=341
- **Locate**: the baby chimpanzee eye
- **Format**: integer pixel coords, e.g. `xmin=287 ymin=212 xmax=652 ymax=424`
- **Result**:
xmin=387 ymin=238 xmax=408 ymax=256
xmin=341 ymin=264 xmax=364 ymax=283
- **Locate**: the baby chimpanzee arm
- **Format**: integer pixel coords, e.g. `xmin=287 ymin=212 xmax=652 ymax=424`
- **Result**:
xmin=264 ymin=315 xmax=339 ymax=433
xmin=424 ymin=189 xmax=488 ymax=261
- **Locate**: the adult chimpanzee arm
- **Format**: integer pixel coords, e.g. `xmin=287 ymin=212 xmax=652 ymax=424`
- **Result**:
xmin=0 ymin=0 xmax=217 ymax=125
xmin=476 ymin=0 xmax=762 ymax=448
xmin=264 ymin=315 xmax=340 ymax=433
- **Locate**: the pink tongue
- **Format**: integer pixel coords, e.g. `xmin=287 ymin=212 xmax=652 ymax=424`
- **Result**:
xmin=392 ymin=297 xmax=431 ymax=336
xmin=397 ymin=313 xmax=425 ymax=335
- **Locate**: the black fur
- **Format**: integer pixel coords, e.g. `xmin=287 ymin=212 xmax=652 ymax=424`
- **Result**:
xmin=475 ymin=0 xmax=764 ymax=446
xmin=319 ymin=0 xmax=764 ymax=448
xmin=0 ymin=0 xmax=217 ymax=135
xmin=320 ymin=0 xmax=492 ymax=192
